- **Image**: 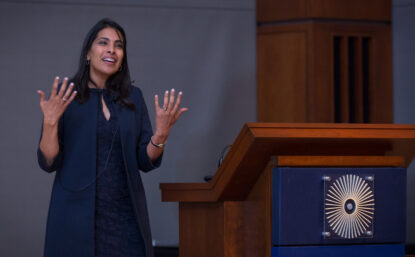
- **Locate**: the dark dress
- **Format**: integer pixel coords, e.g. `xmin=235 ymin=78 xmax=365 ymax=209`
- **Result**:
xmin=94 ymin=89 xmax=145 ymax=257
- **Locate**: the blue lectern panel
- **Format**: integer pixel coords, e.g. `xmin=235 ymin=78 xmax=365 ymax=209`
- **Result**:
xmin=272 ymin=167 xmax=406 ymax=245
xmin=271 ymin=244 xmax=404 ymax=257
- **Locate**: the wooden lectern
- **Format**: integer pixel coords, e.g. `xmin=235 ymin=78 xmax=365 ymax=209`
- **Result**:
xmin=160 ymin=123 xmax=415 ymax=257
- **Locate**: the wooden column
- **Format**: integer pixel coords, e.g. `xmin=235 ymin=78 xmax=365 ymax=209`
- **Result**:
xmin=257 ymin=0 xmax=392 ymax=123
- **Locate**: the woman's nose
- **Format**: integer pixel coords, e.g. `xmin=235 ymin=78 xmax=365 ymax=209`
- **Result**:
xmin=107 ymin=45 xmax=115 ymax=54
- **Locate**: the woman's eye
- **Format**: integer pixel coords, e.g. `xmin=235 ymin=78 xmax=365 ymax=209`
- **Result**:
xmin=116 ymin=43 xmax=124 ymax=49
xmin=98 ymin=41 xmax=107 ymax=45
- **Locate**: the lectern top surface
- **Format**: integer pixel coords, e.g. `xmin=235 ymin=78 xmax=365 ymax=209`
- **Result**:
xmin=160 ymin=123 xmax=415 ymax=202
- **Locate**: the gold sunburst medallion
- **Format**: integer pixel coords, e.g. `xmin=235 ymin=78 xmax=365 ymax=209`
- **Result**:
xmin=325 ymin=174 xmax=375 ymax=239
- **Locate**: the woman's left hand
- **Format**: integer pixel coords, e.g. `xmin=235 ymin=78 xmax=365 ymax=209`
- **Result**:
xmin=153 ymin=89 xmax=188 ymax=144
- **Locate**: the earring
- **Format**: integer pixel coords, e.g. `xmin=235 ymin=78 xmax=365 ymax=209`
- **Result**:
xmin=86 ymin=59 xmax=90 ymax=65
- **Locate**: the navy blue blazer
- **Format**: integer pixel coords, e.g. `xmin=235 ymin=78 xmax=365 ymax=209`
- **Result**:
xmin=37 ymin=86 xmax=161 ymax=257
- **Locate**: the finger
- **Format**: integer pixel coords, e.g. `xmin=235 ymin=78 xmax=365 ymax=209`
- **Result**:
xmin=62 ymin=82 xmax=75 ymax=101
xmin=64 ymin=90 xmax=77 ymax=106
xmin=167 ymin=88 xmax=175 ymax=111
xmin=37 ymin=90 xmax=45 ymax=104
xmin=154 ymin=94 xmax=161 ymax=111
xmin=50 ymin=76 xmax=59 ymax=97
xmin=57 ymin=77 xmax=69 ymax=98
xmin=162 ymin=90 xmax=169 ymax=109
xmin=174 ymin=107 xmax=188 ymax=121
xmin=172 ymin=91 xmax=183 ymax=114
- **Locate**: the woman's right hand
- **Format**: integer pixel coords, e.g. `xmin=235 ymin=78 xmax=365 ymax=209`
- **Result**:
xmin=37 ymin=77 xmax=77 ymax=126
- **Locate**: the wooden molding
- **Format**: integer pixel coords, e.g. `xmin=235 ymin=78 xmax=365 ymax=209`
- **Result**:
xmin=276 ymin=155 xmax=406 ymax=167
xmin=257 ymin=0 xmax=391 ymax=23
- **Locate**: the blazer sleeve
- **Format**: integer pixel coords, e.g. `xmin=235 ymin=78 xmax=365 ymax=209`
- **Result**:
xmin=37 ymin=116 xmax=64 ymax=173
xmin=134 ymin=87 xmax=163 ymax=172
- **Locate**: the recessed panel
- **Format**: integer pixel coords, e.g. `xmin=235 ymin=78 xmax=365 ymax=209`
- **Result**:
xmin=272 ymin=167 xmax=406 ymax=245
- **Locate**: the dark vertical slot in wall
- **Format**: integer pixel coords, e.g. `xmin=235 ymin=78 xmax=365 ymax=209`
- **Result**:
xmin=333 ymin=36 xmax=342 ymax=123
xmin=362 ymin=37 xmax=371 ymax=123
xmin=348 ymin=37 xmax=356 ymax=123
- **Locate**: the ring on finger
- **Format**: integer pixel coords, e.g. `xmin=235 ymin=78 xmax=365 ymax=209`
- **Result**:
xmin=163 ymin=107 xmax=168 ymax=111
xmin=62 ymin=97 xmax=68 ymax=102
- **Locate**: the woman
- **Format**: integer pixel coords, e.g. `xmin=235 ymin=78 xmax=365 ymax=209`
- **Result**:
xmin=37 ymin=18 xmax=187 ymax=257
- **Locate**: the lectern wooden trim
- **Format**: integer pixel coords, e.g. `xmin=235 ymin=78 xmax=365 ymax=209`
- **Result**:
xmin=161 ymin=123 xmax=415 ymax=202
xmin=160 ymin=123 xmax=415 ymax=257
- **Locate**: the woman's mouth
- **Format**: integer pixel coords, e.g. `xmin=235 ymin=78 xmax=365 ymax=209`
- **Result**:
xmin=102 ymin=57 xmax=116 ymax=64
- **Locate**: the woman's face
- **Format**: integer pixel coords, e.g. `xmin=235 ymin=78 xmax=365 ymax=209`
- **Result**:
xmin=87 ymin=27 xmax=124 ymax=81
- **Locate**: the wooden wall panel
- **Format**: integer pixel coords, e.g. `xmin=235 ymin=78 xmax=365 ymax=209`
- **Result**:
xmin=179 ymin=203 xmax=224 ymax=257
xmin=257 ymin=0 xmax=307 ymax=23
xmin=309 ymin=0 xmax=391 ymax=21
xmin=257 ymin=1 xmax=392 ymax=124
xmin=307 ymin=23 xmax=334 ymax=122
xmin=258 ymin=22 xmax=392 ymax=123
xmin=257 ymin=0 xmax=391 ymax=23
xmin=370 ymin=26 xmax=393 ymax=123
xmin=258 ymin=29 xmax=308 ymax=122
xmin=314 ymin=22 xmax=393 ymax=123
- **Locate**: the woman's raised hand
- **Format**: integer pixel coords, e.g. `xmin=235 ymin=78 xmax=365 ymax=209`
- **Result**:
xmin=37 ymin=77 xmax=77 ymax=126
xmin=153 ymin=89 xmax=188 ymax=142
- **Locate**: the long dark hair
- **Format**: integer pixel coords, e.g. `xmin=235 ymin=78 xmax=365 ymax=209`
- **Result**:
xmin=72 ymin=18 xmax=134 ymax=109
